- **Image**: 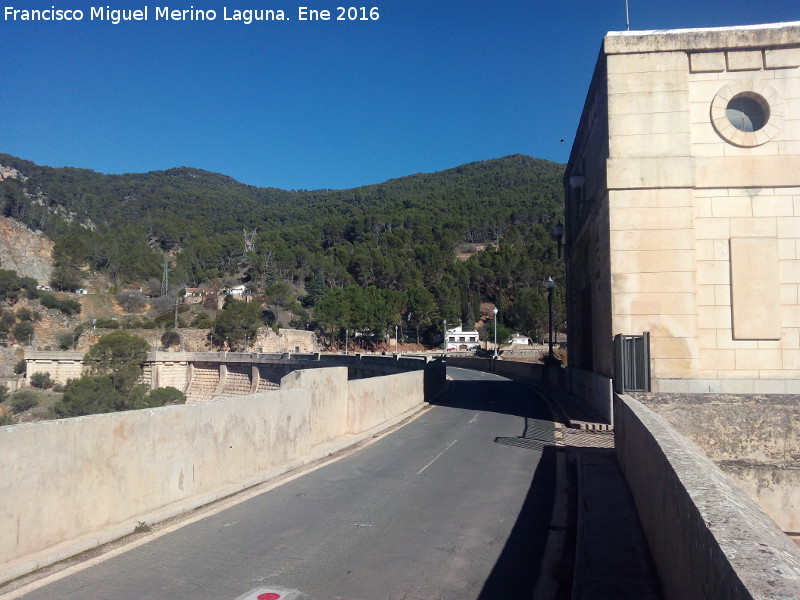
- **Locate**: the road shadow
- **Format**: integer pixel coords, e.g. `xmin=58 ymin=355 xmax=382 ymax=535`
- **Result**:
xmin=478 ymin=444 xmax=561 ymax=599
xmin=431 ymin=375 xmax=554 ymax=421
xmin=430 ymin=372 xmax=567 ymax=598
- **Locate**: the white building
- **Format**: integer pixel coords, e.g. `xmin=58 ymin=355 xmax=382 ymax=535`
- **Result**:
xmin=511 ymin=334 xmax=531 ymax=346
xmin=446 ymin=326 xmax=480 ymax=351
xmin=222 ymin=284 xmax=247 ymax=296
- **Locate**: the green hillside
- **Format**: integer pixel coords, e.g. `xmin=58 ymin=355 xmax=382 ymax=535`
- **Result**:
xmin=0 ymin=153 xmax=565 ymax=343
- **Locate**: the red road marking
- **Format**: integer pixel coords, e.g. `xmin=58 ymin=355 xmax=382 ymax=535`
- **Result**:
xmin=257 ymin=594 xmax=281 ymax=600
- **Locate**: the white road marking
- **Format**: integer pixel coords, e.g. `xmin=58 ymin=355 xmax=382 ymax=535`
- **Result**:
xmin=469 ymin=414 xmax=479 ymax=425
xmin=416 ymin=440 xmax=457 ymax=476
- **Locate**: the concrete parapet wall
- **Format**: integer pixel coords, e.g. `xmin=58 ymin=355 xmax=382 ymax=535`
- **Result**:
xmin=633 ymin=393 xmax=800 ymax=536
xmin=348 ymin=371 xmax=423 ymax=433
xmin=566 ymin=366 xmax=613 ymax=425
xmin=445 ymin=356 xmax=494 ymax=373
xmin=444 ymin=356 xmax=566 ymax=395
xmin=0 ymin=366 xmax=434 ymax=585
xmin=632 ymin=394 xmax=800 ymax=467
xmin=614 ymin=393 xmax=800 ymax=600
xmin=280 ymin=367 xmax=349 ymax=446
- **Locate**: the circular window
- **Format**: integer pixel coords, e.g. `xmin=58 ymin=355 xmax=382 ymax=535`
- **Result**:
xmin=726 ymin=94 xmax=769 ymax=132
xmin=710 ymin=80 xmax=785 ymax=147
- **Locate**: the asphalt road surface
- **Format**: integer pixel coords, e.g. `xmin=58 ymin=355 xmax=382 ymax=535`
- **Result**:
xmin=12 ymin=367 xmax=561 ymax=600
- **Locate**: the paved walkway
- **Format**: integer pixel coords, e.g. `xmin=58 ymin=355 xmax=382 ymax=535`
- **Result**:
xmin=529 ymin=382 xmax=662 ymax=600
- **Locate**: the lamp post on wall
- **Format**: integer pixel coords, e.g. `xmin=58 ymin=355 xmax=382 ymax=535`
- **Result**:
xmin=395 ymin=324 xmax=398 ymax=354
xmin=546 ymin=277 xmax=556 ymax=363
xmin=492 ymin=307 xmax=499 ymax=359
xmin=551 ymin=221 xmax=565 ymax=258
xmin=345 ymin=329 xmax=349 ymax=355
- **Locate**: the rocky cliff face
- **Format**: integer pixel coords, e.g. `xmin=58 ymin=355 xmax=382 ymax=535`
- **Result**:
xmin=0 ymin=216 xmax=53 ymax=283
xmin=0 ymin=165 xmax=27 ymax=182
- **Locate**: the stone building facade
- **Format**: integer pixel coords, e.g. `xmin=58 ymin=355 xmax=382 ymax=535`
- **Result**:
xmin=565 ymin=22 xmax=800 ymax=394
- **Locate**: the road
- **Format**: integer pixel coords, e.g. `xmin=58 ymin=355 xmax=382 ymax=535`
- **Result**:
xmin=11 ymin=367 xmax=564 ymax=600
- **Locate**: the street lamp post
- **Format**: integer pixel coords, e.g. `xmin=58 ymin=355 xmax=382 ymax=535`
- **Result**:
xmin=492 ymin=307 xmax=499 ymax=359
xmin=546 ymin=277 xmax=555 ymax=362
xmin=395 ymin=324 xmax=398 ymax=354
xmin=443 ymin=319 xmax=447 ymax=353
xmin=552 ymin=221 xmax=565 ymax=259
xmin=345 ymin=329 xmax=349 ymax=355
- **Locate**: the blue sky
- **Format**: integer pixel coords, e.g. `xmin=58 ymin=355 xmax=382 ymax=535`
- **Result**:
xmin=1 ymin=1 xmax=798 ymax=190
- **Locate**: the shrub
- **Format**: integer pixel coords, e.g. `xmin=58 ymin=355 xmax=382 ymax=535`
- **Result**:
xmin=142 ymin=386 xmax=186 ymax=407
xmin=16 ymin=307 xmax=34 ymax=321
xmin=57 ymin=332 xmax=77 ymax=350
xmin=13 ymin=321 xmax=34 ymax=344
xmin=153 ymin=311 xmax=175 ymax=327
xmin=13 ymin=359 xmax=26 ymax=374
xmin=94 ymin=317 xmax=120 ymax=329
xmin=54 ymin=375 xmax=120 ymax=416
xmin=190 ymin=312 xmax=213 ymax=328
xmin=116 ymin=290 xmax=148 ymax=313
xmin=0 ymin=268 xmax=25 ymax=302
xmin=149 ymin=296 xmax=175 ymax=314
xmin=15 ymin=307 xmax=41 ymax=322
xmin=39 ymin=293 xmax=81 ymax=316
xmin=11 ymin=390 xmax=39 ymax=413
xmin=29 ymin=372 xmax=54 ymax=389
xmin=161 ymin=330 xmax=181 ymax=349
xmin=0 ymin=384 xmax=8 ymax=403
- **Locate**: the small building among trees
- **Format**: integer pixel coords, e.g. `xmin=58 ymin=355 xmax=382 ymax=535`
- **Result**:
xmin=446 ymin=325 xmax=480 ymax=352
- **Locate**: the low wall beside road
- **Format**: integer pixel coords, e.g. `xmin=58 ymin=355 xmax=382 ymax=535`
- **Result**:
xmin=614 ymin=393 xmax=800 ymax=600
xmin=632 ymin=392 xmax=800 ymax=539
xmin=444 ymin=356 xmax=565 ymax=390
xmin=0 ymin=359 xmax=444 ymax=585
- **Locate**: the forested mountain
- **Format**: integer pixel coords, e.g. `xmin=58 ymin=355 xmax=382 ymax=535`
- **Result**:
xmin=0 ymin=153 xmax=565 ymax=343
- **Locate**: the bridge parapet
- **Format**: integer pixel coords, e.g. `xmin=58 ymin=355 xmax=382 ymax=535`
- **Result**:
xmin=0 ymin=357 xmax=445 ymax=586
xmin=615 ymin=393 xmax=800 ymax=600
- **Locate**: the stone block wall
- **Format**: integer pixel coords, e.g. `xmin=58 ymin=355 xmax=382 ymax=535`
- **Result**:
xmin=568 ymin=24 xmax=800 ymax=390
xmin=24 ymin=351 xmax=84 ymax=385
